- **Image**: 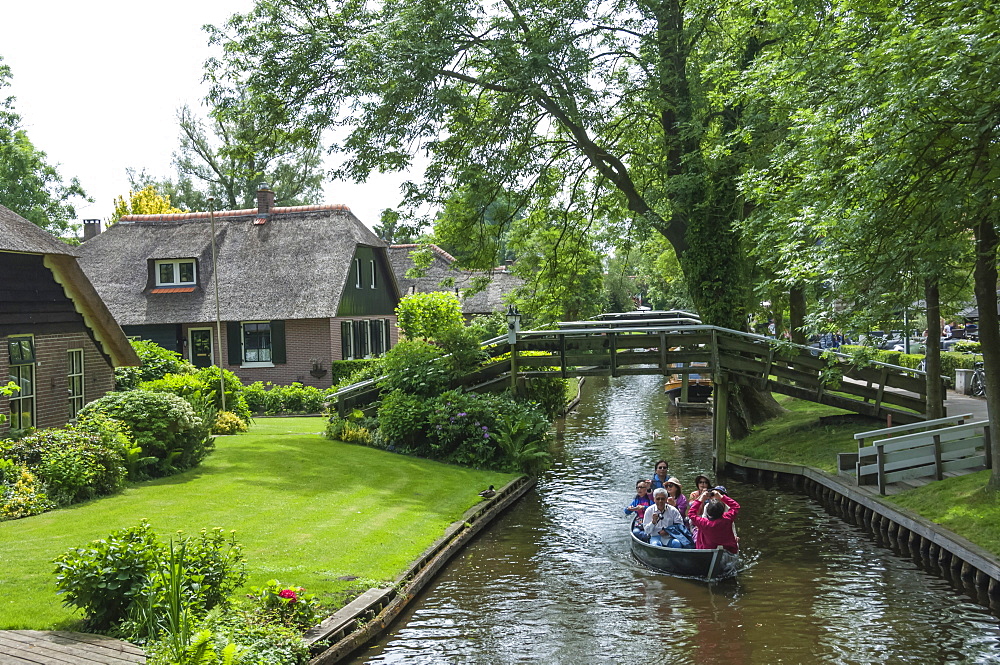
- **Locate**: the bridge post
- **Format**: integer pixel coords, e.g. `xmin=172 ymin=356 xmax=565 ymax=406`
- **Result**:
xmin=713 ymin=373 xmax=729 ymax=476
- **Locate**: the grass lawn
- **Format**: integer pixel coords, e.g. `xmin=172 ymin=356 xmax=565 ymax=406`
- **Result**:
xmin=729 ymin=397 xmax=1000 ymax=559
xmin=0 ymin=417 xmax=517 ymax=629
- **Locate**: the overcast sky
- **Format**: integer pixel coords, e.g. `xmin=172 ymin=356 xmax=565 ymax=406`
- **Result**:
xmin=4 ymin=0 xmax=411 ymax=230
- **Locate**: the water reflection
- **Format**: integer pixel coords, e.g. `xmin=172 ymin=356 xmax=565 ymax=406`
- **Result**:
xmin=353 ymin=375 xmax=1000 ymax=664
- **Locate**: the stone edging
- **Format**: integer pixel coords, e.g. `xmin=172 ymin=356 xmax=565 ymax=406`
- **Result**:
xmin=305 ymin=475 xmax=535 ymax=664
xmin=727 ymin=454 xmax=1000 ymax=596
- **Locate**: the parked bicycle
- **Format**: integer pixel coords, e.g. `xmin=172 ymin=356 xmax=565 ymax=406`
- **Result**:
xmin=971 ymin=361 xmax=986 ymax=397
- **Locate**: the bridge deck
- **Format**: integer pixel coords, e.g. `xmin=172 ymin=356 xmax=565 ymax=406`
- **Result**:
xmin=0 ymin=630 xmax=145 ymax=664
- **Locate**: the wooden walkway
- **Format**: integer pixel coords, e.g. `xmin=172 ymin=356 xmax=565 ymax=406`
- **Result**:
xmin=0 ymin=631 xmax=144 ymax=664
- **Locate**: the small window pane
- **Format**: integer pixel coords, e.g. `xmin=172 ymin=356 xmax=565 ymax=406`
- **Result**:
xmin=243 ymin=323 xmax=272 ymax=363
xmin=178 ymin=262 xmax=195 ymax=283
xmin=158 ymin=263 xmax=174 ymax=284
xmin=8 ymin=338 xmax=34 ymax=365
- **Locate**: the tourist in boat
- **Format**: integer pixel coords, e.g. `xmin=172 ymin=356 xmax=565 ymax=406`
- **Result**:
xmin=663 ymin=477 xmax=689 ymax=524
xmin=688 ymin=489 xmax=740 ymax=553
xmin=650 ymin=460 xmax=671 ymax=491
xmin=690 ymin=475 xmax=712 ymax=501
xmin=643 ymin=488 xmax=684 ymax=547
xmin=624 ymin=480 xmax=654 ymax=541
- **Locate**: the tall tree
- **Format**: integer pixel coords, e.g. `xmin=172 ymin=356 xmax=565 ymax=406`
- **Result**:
xmin=173 ymin=103 xmax=325 ymax=209
xmin=0 ymin=57 xmax=88 ymax=234
xmin=208 ymin=0 xmax=788 ymax=434
xmin=740 ymin=1 xmax=1000 ymax=485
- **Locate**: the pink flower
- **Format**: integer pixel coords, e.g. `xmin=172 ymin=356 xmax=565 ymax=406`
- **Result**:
xmin=278 ymin=589 xmax=298 ymax=603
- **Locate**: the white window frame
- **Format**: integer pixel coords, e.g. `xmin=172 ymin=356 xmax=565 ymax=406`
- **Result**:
xmin=155 ymin=259 xmax=197 ymax=286
xmin=354 ymin=257 xmax=362 ymax=288
xmin=370 ymin=259 xmax=376 ymax=288
xmin=8 ymin=335 xmax=35 ymax=429
xmin=188 ymin=328 xmax=214 ymax=367
xmin=67 ymin=348 xmax=85 ymax=419
xmin=241 ymin=321 xmax=274 ymax=368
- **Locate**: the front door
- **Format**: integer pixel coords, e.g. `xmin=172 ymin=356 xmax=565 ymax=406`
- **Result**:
xmin=189 ymin=328 xmax=214 ymax=368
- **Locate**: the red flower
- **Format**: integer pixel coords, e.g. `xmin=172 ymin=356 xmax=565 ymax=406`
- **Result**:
xmin=278 ymin=588 xmax=298 ymax=603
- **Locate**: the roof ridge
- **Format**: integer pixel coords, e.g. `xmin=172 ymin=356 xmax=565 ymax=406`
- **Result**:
xmin=119 ymin=204 xmax=351 ymax=223
xmin=390 ymin=243 xmax=457 ymax=263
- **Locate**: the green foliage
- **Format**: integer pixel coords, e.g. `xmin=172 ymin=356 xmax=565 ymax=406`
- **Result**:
xmin=377 ymin=340 xmax=450 ymax=397
xmin=522 ymin=375 xmax=571 ymax=420
xmin=246 ymin=580 xmax=322 ymax=631
xmin=78 ymin=391 xmax=213 ymax=478
xmin=0 ymin=57 xmax=89 ymax=233
xmin=492 ymin=406 xmax=552 ymax=476
xmin=194 ymin=366 xmax=253 ymax=424
xmin=435 ymin=324 xmax=487 ymax=375
xmin=52 ymin=521 xmax=246 ymax=633
xmin=214 ymin=411 xmax=250 ymax=435
xmin=183 ymin=608 xmax=311 ymax=665
xmin=329 ymin=359 xmax=378 ymax=386
xmin=954 ymin=341 xmax=981 ymax=354
xmin=242 ymin=381 xmax=327 ymax=415
xmin=116 ymin=339 xmax=195 ymax=390
xmin=111 ymin=185 xmax=184 ymax=222
xmin=374 ymin=390 xmax=433 ymax=451
xmin=466 ymin=312 xmax=507 ymax=342
xmin=396 ymin=292 xmax=465 ymax=340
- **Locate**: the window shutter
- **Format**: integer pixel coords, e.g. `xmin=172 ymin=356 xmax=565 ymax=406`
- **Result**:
xmin=341 ymin=321 xmax=353 ymax=360
xmin=227 ymin=322 xmax=242 ymax=365
xmin=271 ymin=320 xmax=286 ymax=364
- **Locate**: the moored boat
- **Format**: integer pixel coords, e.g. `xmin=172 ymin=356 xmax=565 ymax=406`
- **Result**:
xmin=630 ymin=525 xmax=739 ymax=580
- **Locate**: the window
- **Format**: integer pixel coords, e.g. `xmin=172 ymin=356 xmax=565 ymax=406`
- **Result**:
xmin=341 ymin=320 xmax=353 ymax=360
xmin=354 ymin=257 xmax=362 ymax=288
xmin=155 ymin=259 xmax=197 ymax=286
xmin=341 ymin=320 xmax=392 ymax=360
xmin=243 ymin=322 xmax=272 ymax=363
xmin=68 ymin=349 xmax=85 ymax=419
xmin=370 ymin=260 xmax=377 ymax=288
xmin=227 ymin=321 xmax=286 ymax=366
xmin=7 ymin=335 xmax=35 ymax=429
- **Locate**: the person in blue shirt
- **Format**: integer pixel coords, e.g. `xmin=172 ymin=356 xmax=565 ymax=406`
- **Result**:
xmin=624 ymin=479 xmax=654 ymax=541
xmin=650 ymin=460 xmax=670 ymax=491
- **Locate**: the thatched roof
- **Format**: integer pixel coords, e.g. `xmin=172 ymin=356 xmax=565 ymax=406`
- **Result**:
xmin=388 ymin=244 xmax=523 ymax=316
xmin=78 ymin=205 xmax=389 ymax=325
xmin=0 ymin=204 xmax=78 ymax=256
xmin=0 ymin=204 xmax=138 ymax=366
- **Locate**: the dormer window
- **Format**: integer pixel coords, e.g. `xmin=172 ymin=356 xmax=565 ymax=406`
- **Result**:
xmin=155 ymin=259 xmax=197 ymax=286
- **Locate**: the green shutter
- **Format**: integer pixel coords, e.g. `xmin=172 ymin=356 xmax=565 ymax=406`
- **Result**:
xmin=227 ymin=322 xmax=242 ymax=365
xmin=271 ymin=320 xmax=286 ymax=364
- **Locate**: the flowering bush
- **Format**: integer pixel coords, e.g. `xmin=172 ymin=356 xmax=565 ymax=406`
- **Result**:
xmin=213 ymin=411 xmax=249 ymax=435
xmin=248 ymin=579 xmax=322 ymax=630
xmin=1 ymin=465 xmax=53 ymax=520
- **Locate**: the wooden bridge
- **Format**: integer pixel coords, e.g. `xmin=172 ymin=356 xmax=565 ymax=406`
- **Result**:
xmin=333 ymin=320 xmax=941 ymax=473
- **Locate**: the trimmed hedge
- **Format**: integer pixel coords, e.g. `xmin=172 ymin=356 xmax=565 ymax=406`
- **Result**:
xmin=839 ymin=345 xmax=981 ymax=385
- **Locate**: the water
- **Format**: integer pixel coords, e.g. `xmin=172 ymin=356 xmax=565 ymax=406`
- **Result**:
xmin=351 ymin=375 xmax=1000 ymax=664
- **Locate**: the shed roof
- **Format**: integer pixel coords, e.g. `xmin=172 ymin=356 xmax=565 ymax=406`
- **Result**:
xmin=78 ymin=205 xmax=388 ymax=326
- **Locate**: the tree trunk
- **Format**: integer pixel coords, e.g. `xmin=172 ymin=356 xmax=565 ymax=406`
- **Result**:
xmin=923 ymin=278 xmax=944 ymax=420
xmin=973 ymin=218 xmax=1000 ymax=491
xmin=789 ymin=284 xmax=808 ymax=345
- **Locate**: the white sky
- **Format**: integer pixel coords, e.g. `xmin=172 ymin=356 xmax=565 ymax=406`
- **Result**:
xmin=3 ymin=0 xmax=413 ymax=231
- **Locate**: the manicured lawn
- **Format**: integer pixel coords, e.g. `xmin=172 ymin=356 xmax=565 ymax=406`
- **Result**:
xmin=0 ymin=417 xmax=516 ymax=629
xmin=729 ymin=397 xmax=1000 ymax=558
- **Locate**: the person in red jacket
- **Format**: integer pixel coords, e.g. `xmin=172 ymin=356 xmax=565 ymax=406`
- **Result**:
xmin=688 ymin=488 xmax=740 ymax=553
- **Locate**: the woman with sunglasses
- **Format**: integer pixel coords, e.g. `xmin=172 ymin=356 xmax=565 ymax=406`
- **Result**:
xmin=663 ymin=477 xmax=689 ymax=525
xmin=650 ymin=460 xmax=671 ymax=491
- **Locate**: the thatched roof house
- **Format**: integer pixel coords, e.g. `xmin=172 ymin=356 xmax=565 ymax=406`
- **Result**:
xmin=1 ymin=204 xmax=138 ymax=431
xmin=78 ymin=186 xmax=401 ymax=387
xmin=388 ymin=244 xmax=523 ymax=318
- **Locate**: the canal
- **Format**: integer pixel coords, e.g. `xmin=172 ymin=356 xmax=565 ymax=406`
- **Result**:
xmin=353 ymin=375 xmax=1000 ymax=664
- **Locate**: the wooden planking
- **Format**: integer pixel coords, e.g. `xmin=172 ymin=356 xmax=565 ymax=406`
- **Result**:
xmin=0 ymin=631 xmax=145 ymax=665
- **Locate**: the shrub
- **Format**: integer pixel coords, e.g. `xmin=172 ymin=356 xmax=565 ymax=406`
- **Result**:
xmin=53 ymin=521 xmax=246 ymax=633
xmin=213 ymin=411 xmax=249 ymax=435
xmin=115 ymin=339 xmax=194 ymax=390
xmin=396 ymin=291 xmax=464 ymax=340
xmin=74 ymin=413 xmax=151 ymax=482
xmin=954 ymin=340 xmax=981 ymax=354
xmin=246 ymin=580 xmax=322 ymax=631
xmin=78 ymin=391 xmax=213 ymax=478
xmin=194 ymin=366 xmax=253 ymax=424
xmin=329 ymin=359 xmax=379 ymax=386
xmin=375 ymin=390 xmax=433 ymax=451
xmin=491 ymin=398 xmax=552 ymax=475
xmin=1 ymin=465 xmax=53 ymax=520
xmin=243 ymin=381 xmax=326 ymax=415
xmin=425 ymin=390 xmax=503 ymax=467
xmin=377 ymin=339 xmax=450 ymax=396
xmin=166 ymin=608 xmax=310 ymax=665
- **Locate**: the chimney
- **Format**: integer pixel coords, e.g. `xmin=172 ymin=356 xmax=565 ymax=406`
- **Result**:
xmin=82 ymin=219 xmax=102 ymax=241
xmin=257 ymin=182 xmax=275 ymax=215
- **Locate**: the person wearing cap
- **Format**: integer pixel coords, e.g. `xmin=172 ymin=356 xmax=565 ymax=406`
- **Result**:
xmin=663 ymin=477 xmax=689 ymax=525
xmin=643 ymin=487 xmax=684 ymax=547
xmin=688 ymin=488 xmax=740 ymax=553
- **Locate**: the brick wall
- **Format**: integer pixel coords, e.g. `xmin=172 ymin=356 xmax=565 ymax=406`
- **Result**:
xmin=0 ymin=332 xmax=116 ymax=432
xmin=217 ymin=318 xmax=334 ymax=388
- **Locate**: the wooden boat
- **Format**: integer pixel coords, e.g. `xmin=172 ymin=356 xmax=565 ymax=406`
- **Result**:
xmin=663 ymin=366 xmax=713 ymax=404
xmin=630 ymin=525 xmax=739 ymax=580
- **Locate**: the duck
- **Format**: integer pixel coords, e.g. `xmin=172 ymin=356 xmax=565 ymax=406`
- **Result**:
xmin=479 ymin=485 xmax=496 ymax=498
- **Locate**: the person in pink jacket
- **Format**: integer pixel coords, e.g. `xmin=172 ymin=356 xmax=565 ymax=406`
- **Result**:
xmin=688 ymin=489 xmax=740 ymax=553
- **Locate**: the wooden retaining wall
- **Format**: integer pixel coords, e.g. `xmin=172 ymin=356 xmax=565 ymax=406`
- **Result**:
xmin=305 ymin=476 xmax=535 ymax=664
xmin=727 ymin=454 xmax=1000 ymax=600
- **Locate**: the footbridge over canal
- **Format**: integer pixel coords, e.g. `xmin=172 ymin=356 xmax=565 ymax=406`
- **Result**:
xmin=334 ymin=318 xmax=942 ymax=472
